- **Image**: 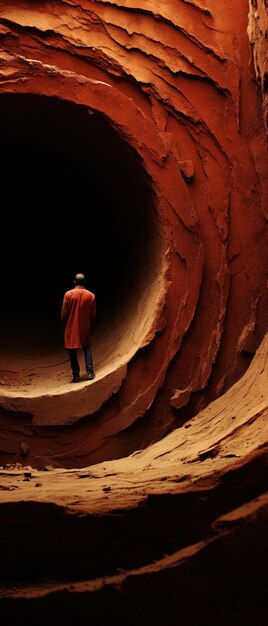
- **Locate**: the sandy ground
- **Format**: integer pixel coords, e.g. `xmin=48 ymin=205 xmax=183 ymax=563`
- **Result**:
xmin=1 ymin=330 xmax=268 ymax=511
xmin=1 ymin=337 xmax=268 ymax=619
xmin=0 ymin=332 xmax=130 ymax=424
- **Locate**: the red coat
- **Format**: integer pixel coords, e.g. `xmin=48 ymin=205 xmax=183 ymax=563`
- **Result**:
xmin=61 ymin=286 xmax=96 ymax=349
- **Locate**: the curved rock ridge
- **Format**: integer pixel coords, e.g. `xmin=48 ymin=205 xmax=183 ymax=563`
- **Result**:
xmin=1 ymin=328 xmax=268 ymax=617
xmin=0 ymin=0 xmax=267 ymax=469
xmin=1 ymin=0 xmax=268 ymax=619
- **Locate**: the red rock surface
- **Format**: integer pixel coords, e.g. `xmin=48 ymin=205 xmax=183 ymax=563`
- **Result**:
xmin=0 ymin=0 xmax=267 ymax=468
xmin=248 ymin=0 xmax=268 ymax=136
xmin=0 ymin=1 xmax=268 ymax=619
xmin=1 ymin=331 xmax=268 ymax=620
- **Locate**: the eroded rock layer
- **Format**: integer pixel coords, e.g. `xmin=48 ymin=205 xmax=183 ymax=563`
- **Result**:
xmin=1 ymin=1 xmax=268 ymax=619
xmin=248 ymin=0 xmax=268 ymax=136
xmin=1 ymin=326 xmax=268 ymax=619
xmin=0 ymin=0 xmax=267 ymax=469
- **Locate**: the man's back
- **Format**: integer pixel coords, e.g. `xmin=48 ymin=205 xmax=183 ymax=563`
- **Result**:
xmin=61 ymin=285 xmax=96 ymax=349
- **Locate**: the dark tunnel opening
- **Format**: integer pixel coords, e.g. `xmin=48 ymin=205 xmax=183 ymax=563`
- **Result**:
xmin=0 ymin=94 xmax=162 ymax=362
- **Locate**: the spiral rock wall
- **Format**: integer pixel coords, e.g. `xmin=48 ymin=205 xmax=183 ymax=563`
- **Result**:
xmin=0 ymin=0 xmax=268 ymax=468
xmin=1 ymin=2 xmax=268 ymax=619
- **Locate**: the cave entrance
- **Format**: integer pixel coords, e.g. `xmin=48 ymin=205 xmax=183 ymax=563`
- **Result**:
xmin=0 ymin=94 xmax=161 ymax=375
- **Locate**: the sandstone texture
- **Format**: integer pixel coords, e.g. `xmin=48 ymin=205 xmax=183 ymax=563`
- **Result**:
xmin=248 ymin=0 xmax=268 ymax=136
xmin=0 ymin=1 xmax=268 ymax=620
xmin=0 ymin=0 xmax=267 ymax=467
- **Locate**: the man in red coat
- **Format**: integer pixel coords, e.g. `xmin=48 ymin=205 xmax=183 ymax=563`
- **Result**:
xmin=61 ymin=273 xmax=96 ymax=383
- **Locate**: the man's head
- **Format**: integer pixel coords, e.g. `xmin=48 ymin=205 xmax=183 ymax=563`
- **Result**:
xmin=74 ymin=273 xmax=86 ymax=285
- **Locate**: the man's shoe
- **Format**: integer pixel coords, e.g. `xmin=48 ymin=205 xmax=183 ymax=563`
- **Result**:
xmin=72 ymin=375 xmax=80 ymax=383
xmin=87 ymin=372 xmax=95 ymax=380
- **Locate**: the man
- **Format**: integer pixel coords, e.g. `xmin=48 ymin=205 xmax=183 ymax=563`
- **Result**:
xmin=61 ymin=273 xmax=96 ymax=383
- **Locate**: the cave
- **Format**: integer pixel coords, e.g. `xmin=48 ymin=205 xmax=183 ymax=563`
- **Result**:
xmin=1 ymin=0 xmax=268 ymax=621
xmin=0 ymin=93 xmax=161 ymax=363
